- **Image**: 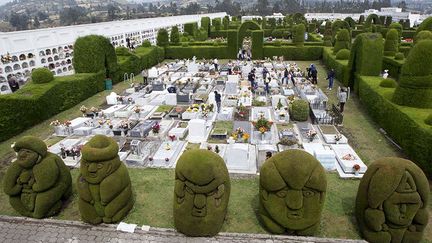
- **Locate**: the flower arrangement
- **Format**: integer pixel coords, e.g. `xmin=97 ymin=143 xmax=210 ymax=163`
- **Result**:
xmin=164 ymin=143 xmax=172 ymax=150
xmin=106 ymin=120 xmax=113 ymax=129
xmin=90 ymin=107 xmax=98 ymax=113
xmin=169 ymin=134 xmax=176 ymax=142
xmin=231 ymin=127 xmax=245 ymax=140
xmin=276 ymin=99 xmax=284 ymax=110
xmin=306 ymin=129 xmax=317 ymax=141
xmin=353 ymin=164 xmax=361 ymax=171
xmin=152 ymin=122 xmax=161 ymax=134
xmin=242 ymin=133 xmax=250 ymax=141
xmin=253 ymin=116 xmax=272 ymax=134
xmin=63 ymin=120 xmax=71 ymax=127
xmin=134 ymin=106 xmax=141 ymax=113
xmin=97 ymin=119 xmax=104 ymax=126
xmin=342 ymin=154 xmax=356 ymax=161
xmin=80 ymin=105 xmax=88 ymax=114
xmin=119 ymin=120 xmax=131 ymax=130
xmin=258 ymin=126 xmax=267 ymax=134
xmin=117 ymin=96 xmax=124 ymax=102
xmin=50 ymin=120 xmax=61 ymax=126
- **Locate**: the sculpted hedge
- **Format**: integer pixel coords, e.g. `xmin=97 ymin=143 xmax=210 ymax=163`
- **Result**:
xmin=259 ymin=149 xmax=327 ymax=235
xmin=174 ymin=149 xmax=230 ymax=236
xmin=77 ymin=135 xmax=134 ymax=224
xmin=356 ymin=157 xmax=429 ymax=243
xmin=3 ymin=136 xmax=72 ymax=218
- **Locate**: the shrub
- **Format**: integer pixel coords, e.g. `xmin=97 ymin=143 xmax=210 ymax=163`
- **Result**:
xmin=290 ymin=99 xmax=309 ymax=121
xmin=201 ymin=17 xmax=211 ymax=35
xmin=322 ymin=48 xmax=350 ymax=86
xmin=394 ymin=52 xmax=404 ymax=60
xmin=393 ymin=40 xmax=432 ymax=108
xmin=181 ymin=42 xmax=189 ymax=47
xmin=3 ymin=136 xmax=72 ymax=218
xmin=263 ymin=46 xmax=323 ymax=60
xmin=252 ymin=30 xmax=264 ymax=59
xmin=414 ymin=30 xmax=432 ymax=44
xmin=31 ymin=68 xmax=54 ymax=84
xmin=212 ymin=18 xmax=221 ymax=31
xmin=165 ymin=46 xmax=229 ymax=59
xmin=184 ymin=22 xmax=197 ymax=36
xmin=194 ymin=27 xmax=208 ymax=41
xmin=227 ymin=30 xmax=238 ymax=59
xmin=384 ymin=29 xmax=399 ymax=56
xmin=379 ymin=79 xmax=397 ymax=88
xmin=174 ymin=149 xmax=230 ymax=236
xmin=141 ymin=40 xmax=151 ymax=47
xmin=73 ymin=35 xmax=118 ymax=79
xmin=415 ymin=16 xmax=432 ymax=38
xmin=260 ymin=149 xmax=326 ymax=235
xmin=237 ymin=21 xmax=261 ymax=47
xmin=293 ymin=24 xmax=306 ymax=46
xmin=170 ymin=26 xmax=180 ymax=44
xmin=356 ymin=157 xmax=429 ymax=243
xmin=77 ymin=135 xmax=134 ymax=224
xmin=331 ymin=20 xmax=350 ymax=41
xmin=425 ymin=113 xmax=432 ymax=125
xmin=344 ymin=17 xmax=356 ymax=28
xmin=335 ymin=49 xmax=350 ymax=60
xmin=223 ymin=16 xmax=229 ymax=30
xmin=389 ymin=22 xmax=403 ymax=40
xmin=333 ymin=29 xmax=351 ymax=54
xmin=157 ymin=28 xmax=169 ymax=47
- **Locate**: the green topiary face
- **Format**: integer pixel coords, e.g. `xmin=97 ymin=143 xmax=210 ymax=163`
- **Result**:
xmin=356 ymin=157 xmax=429 ymax=243
xmin=259 ymin=149 xmax=327 ymax=235
xmin=16 ymin=149 xmax=39 ymax=169
xmin=80 ymin=135 xmax=121 ymax=184
xmin=335 ymin=49 xmax=350 ymax=60
xmin=174 ymin=149 xmax=230 ymax=236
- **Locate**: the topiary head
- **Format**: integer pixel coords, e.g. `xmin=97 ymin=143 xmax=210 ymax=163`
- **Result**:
xmin=174 ymin=149 xmax=230 ymax=236
xmin=80 ymin=135 xmax=121 ymax=184
xmin=414 ymin=30 xmax=432 ymax=44
xmin=356 ymin=157 xmax=429 ymax=240
xmin=260 ymin=149 xmax=327 ymax=232
xmin=12 ymin=136 xmax=47 ymax=168
xmin=335 ymin=49 xmax=350 ymax=60
xmin=31 ymin=68 xmax=54 ymax=84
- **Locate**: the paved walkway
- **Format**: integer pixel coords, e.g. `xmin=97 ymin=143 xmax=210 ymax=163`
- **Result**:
xmin=0 ymin=216 xmax=366 ymax=243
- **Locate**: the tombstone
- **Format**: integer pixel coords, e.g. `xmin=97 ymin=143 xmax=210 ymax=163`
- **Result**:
xmin=126 ymin=140 xmax=146 ymax=165
xmin=129 ymin=120 xmax=156 ymax=137
xmin=165 ymin=93 xmax=177 ymax=106
xmin=187 ymin=58 xmax=199 ymax=73
xmin=208 ymin=91 xmax=217 ymax=108
xmin=0 ymin=82 xmax=12 ymax=94
xmin=74 ymin=126 xmax=95 ymax=136
xmin=227 ymin=75 xmax=239 ymax=83
xmin=106 ymin=92 xmax=118 ymax=105
xmin=225 ymin=80 xmax=238 ymax=95
xmin=187 ymin=119 xmax=207 ymax=143
xmin=148 ymin=67 xmax=158 ymax=78
xmin=169 ymin=127 xmax=188 ymax=139
xmin=224 ymin=143 xmax=254 ymax=172
xmin=241 ymin=64 xmax=252 ymax=76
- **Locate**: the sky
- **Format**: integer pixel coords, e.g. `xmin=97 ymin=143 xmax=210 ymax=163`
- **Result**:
xmin=0 ymin=0 xmax=12 ymax=7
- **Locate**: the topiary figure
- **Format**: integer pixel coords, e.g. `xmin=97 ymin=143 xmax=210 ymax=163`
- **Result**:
xmin=380 ymin=79 xmax=397 ymax=88
xmin=392 ymin=40 xmax=432 ymax=108
xmin=389 ymin=22 xmax=403 ymax=41
xmin=335 ymin=49 xmax=350 ymax=60
xmin=77 ymin=135 xmax=134 ymax=224
xmin=141 ymin=40 xmax=151 ymax=47
xmin=395 ymin=52 xmax=405 ymax=60
xmin=157 ymin=28 xmax=169 ymax=47
xmin=425 ymin=113 xmax=432 ymax=125
xmin=333 ymin=29 xmax=351 ymax=54
xmin=356 ymin=157 xmax=429 ymax=243
xmin=292 ymin=24 xmax=306 ymax=47
xmin=174 ymin=149 xmax=230 ymax=236
xmin=384 ymin=29 xmax=399 ymax=56
xmin=290 ymin=99 xmax=309 ymax=121
xmin=259 ymin=149 xmax=327 ymax=235
xmin=414 ymin=30 xmax=432 ymax=45
xmin=3 ymin=136 xmax=72 ymax=219
xmin=31 ymin=68 xmax=54 ymax=84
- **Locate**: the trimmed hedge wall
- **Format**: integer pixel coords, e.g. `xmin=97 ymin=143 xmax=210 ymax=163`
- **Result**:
xmin=165 ymin=46 xmax=229 ymax=59
xmin=358 ymin=75 xmax=432 ymax=178
xmin=263 ymin=46 xmax=323 ymax=60
xmin=31 ymin=68 xmax=54 ymax=84
xmin=382 ymin=56 xmax=404 ymax=80
xmin=251 ymin=30 xmax=264 ymax=59
xmin=184 ymin=22 xmax=198 ymax=36
xmin=227 ymin=30 xmax=238 ymax=59
xmin=322 ymin=47 xmax=350 ymax=86
xmin=0 ymin=72 xmax=105 ymax=142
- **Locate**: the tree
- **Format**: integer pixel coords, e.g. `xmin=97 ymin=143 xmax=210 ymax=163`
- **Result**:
xmin=170 ymin=26 xmax=180 ymax=44
xmin=33 ymin=16 xmax=40 ymax=28
xmin=397 ymin=1 xmax=407 ymax=12
xmin=107 ymin=4 xmax=119 ymax=21
xmin=60 ymin=7 xmax=86 ymax=25
xmin=157 ymin=28 xmax=169 ymax=47
xmin=255 ymin=0 xmax=271 ymax=16
xmin=223 ymin=16 xmax=229 ymax=30
xmin=9 ymin=13 xmax=29 ymax=31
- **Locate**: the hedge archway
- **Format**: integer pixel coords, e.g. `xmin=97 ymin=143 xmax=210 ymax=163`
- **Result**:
xmin=237 ymin=21 xmax=262 ymax=48
xmin=365 ymin=14 xmax=381 ymax=27
xmin=344 ymin=17 xmax=356 ymax=28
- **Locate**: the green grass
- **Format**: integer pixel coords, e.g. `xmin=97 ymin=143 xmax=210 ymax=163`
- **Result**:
xmin=156 ymin=105 xmax=173 ymax=113
xmin=208 ymin=121 xmax=234 ymax=144
xmin=276 ymin=123 xmax=294 ymax=131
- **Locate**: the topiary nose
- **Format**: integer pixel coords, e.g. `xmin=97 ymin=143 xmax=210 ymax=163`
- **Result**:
xmin=285 ymin=190 xmax=303 ymax=210
xmin=88 ymin=163 xmax=98 ymax=172
xmin=194 ymin=194 xmax=207 ymax=209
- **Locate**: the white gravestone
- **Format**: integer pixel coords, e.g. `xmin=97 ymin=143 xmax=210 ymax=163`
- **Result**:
xmin=187 ymin=119 xmax=207 ymax=143
xmin=225 ymin=80 xmax=238 ymax=95
xmin=165 ymin=93 xmax=177 ymax=106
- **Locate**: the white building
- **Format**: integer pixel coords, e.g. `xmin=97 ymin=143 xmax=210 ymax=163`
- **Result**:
xmin=0 ymin=12 xmax=226 ymax=86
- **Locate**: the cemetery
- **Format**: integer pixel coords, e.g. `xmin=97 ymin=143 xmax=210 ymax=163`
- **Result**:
xmin=0 ymin=13 xmax=431 ymax=242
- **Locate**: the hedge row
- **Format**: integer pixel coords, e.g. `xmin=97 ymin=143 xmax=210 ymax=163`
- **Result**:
xmin=264 ymin=42 xmax=323 ymax=47
xmin=263 ymin=46 xmax=323 ymax=60
xmin=382 ymin=56 xmax=404 ymax=80
xmin=357 ymin=75 xmax=432 ymax=178
xmin=0 ymin=72 xmax=105 ymax=142
xmin=164 ymin=46 xmax=229 ymax=59
xmin=322 ymin=47 xmax=350 ymax=86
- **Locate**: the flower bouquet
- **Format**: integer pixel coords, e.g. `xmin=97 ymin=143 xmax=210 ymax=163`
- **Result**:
xmin=134 ymin=106 xmax=141 ymax=114
xmin=169 ymin=134 xmax=176 ymax=142
xmin=306 ymin=129 xmax=317 ymax=142
xmin=152 ymin=122 xmax=161 ymax=134
xmin=335 ymin=134 xmax=342 ymax=144
xmin=80 ymin=105 xmax=88 ymax=116
xmin=353 ymin=164 xmax=361 ymax=175
xmin=50 ymin=120 xmax=61 ymax=126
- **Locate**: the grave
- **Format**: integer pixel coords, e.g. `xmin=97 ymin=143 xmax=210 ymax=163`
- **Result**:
xmin=187 ymin=119 xmax=209 ymax=143
xmin=302 ymin=143 xmax=336 ymax=170
xmin=224 ymin=143 xmax=257 ymax=174
xmin=217 ymin=107 xmax=234 ymax=121
xmin=106 ymin=92 xmax=118 ymax=105
xmin=256 ymin=144 xmax=278 ymax=170
xmin=48 ymin=138 xmax=84 ymax=167
xmin=148 ymin=119 xmax=175 ymax=138
xmin=125 ymin=140 xmax=146 ymax=166
xmin=168 ymin=127 xmax=188 ymax=140
xmin=150 ymin=141 xmax=186 ymax=168
xmin=101 ymin=105 xmax=126 ymax=118
xmin=129 ymin=120 xmax=156 ymax=138
xmin=318 ymin=125 xmax=348 ymax=144
xmin=296 ymin=123 xmax=322 ymax=144
xmin=114 ymin=105 xmax=135 ymax=118
xmin=74 ymin=126 xmax=95 ymax=136
xmin=165 ymin=93 xmax=177 ymax=106
xmin=331 ymin=144 xmax=367 ymax=178
xmin=225 ymin=80 xmax=238 ymax=95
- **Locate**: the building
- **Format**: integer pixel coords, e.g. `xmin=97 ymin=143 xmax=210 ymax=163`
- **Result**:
xmin=0 ymin=12 xmax=226 ymax=88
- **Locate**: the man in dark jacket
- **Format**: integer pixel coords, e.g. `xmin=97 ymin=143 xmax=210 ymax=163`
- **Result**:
xmin=214 ymin=91 xmax=222 ymax=112
xmin=326 ymin=69 xmax=335 ymax=90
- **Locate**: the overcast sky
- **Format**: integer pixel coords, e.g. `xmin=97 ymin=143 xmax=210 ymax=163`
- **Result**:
xmin=0 ymin=0 xmax=12 ymax=7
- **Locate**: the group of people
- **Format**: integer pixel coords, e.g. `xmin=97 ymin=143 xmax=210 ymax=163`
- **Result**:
xmin=238 ymin=49 xmax=252 ymax=61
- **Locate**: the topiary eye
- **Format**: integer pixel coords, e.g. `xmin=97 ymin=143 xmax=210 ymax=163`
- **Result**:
xmin=276 ymin=189 xmax=287 ymax=198
xmin=185 ymin=186 xmax=194 ymax=195
xmin=302 ymin=189 xmax=316 ymax=198
xmin=97 ymin=163 xmax=103 ymax=169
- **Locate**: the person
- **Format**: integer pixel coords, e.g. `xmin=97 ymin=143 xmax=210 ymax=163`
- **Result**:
xmin=265 ymin=151 xmax=272 ymax=160
xmin=265 ymin=77 xmax=270 ymax=95
xmin=214 ymin=91 xmax=221 ymax=113
xmin=383 ymin=69 xmax=389 ymax=79
xmin=338 ymin=88 xmax=348 ymax=112
xmin=282 ymin=68 xmax=289 ymax=85
xmin=326 ymin=69 xmax=335 ymax=90
xmin=262 ymin=67 xmax=268 ymax=80
xmin=213 ymin=58 xmax=219 ymax=71
xmin=141 ymin=69 xmax=148 ymax=85
xmin=8 ymin=76 xmax=19 ymax=92
xmin=311 ymin=65 xmax=318 ymax=85
xmin=248 ymin=71 xmax=255 ymax=88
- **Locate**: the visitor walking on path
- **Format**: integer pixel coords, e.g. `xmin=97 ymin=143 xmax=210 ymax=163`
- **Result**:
xmin=283 ymin=68 xmax=289 ymax=85
xmin=326 ymin=69 xmax=335 ymax=90
xmin=141 ymin=69 xmax=148 ymax=85
xmin=338 ymin=87 xmax=348 ymax=113
xmin=213 ymin=58 xmax=219 ymax=71
xmin=265 ymin=77 xmax=271 ymax=95
xmin=310 ymin=64 xmax=318 ymax=84
xmin=214 ymin=91 xmax=222 ymax=113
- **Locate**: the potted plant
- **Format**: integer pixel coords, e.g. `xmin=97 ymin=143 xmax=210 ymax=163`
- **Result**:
xmin=353 ymin=164 xmax=361 ymax=176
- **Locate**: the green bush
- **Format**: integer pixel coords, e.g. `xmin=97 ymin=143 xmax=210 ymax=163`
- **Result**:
xmin=263 ymin=46 xmax=323 ymax=60
xmin=384 ymin=29 xmax=399 ymax=56
xmin=174 ymin=149 xmax=230 ymax=236
xmin=115 ymin=47 xmax=132 ymax=56
xmin=393 ymin=40 xmax=432 ymax=108
xmin=170 ymin=26 xmax=180 ymax=44
xmin=0 ymin=72 xmax=104 ymax=142
xmin=238 ymin=21 xmax=261 ymax=47
xmin=259 ymin=149 xmax=326 ymax=235
xmin=356 ymin=157 xmax=429 ymax=243
xmin=335 ymin=49 xmax=350 ymax=60
xmin=331 ymin=20 xmax=350 ymax=42
xmin=365 ymin=14 xmax=381 ymax=27
xmin=394 ymin=52 xmax=404 ymax=60
xmin=379 ymin=79 xmax=397 ymax=88
xmin=358 ymin=76 xmax=432 ymax=178
xmin=117 ymin=46 xmax=164 ymax=80
xmin=212 ymin=18 xmax=221 ymax=31
xmin=227 ymin=30 xmax=238 ymax=59
xmin=359 ymin=15 xmax=365 ymax=24
xmin=252 ymin=30 xmax=264 ymax=59
xmin=322 ymin=47 xmax=350 ymax=86
xmin=165 ymin=46 xmax=229 ymax=59
xmin=382 ymin=56 xmax=404 ymax=80
xmin=425 ymin=113 xmax=432 ymax=125
xmin=31 ymin=68 xmax=54 ymax=84
xmin=293 ymin=24 xmax=306 ymax=46
xmin=73 ymin=35 xmax=118 ymax=80
xmin=157 ymin=28 xmax=169 ymax=47
xmin=201 ymin=17 xmax=211 ymax=35
xmin=414 ymin=30 xmax=432 ymax=44
xmin=184 ymin=22 xmax=197 ymax=36
xmin=141 ymin=40 xmax=151 ymax=47
xmin=384 ymin=16 xmax=392 ymax=27
xmin=344 ymin=17 xmax=356 ymax=28
xmin=290 ymin=99 xmax=309 ymax=121
xmin=333 ymin=29 xmax=351 ymax=54
xmin=3 ymin=136 xmax=72 ymax=218
xmin=415 ymin=16 xmax=432 ymax=39
xmin=194 ymin=27 xmax=208 ymax=41
xmin=389 ymin=22 xmax=403 ymax=40
xmin=77 ymin=135 xmax=134 ymax=224
xmin=223 ymin=16 xmax=229 ymax=30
